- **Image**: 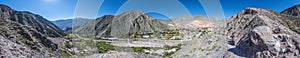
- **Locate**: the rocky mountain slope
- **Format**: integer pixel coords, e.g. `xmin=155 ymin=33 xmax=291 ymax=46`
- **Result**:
xmin=281 ymin=4 xmax=300 ymax=16
xmin=280 ymin=4 xmax=300 ymax=34
xmin=226 ymin=8 xmax=300 ymax=58
xmin=74 ymin=10 xmax=169 ymax=38
xmin=52 ymin=18 xmax=92 ymax=31
xmin=0 ymin=4 xmax=68 ymax=57
xmin=0 ymin=4 xmax=64 ymax=37
xmin=74 ymin=15 xmax=114 ymax=38
xmin=111 ymin=10 xmax=168 ymax=38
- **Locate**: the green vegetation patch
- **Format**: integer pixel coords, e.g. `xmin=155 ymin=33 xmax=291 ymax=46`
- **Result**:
xmin=132 ymin=47 xmax=152 ymax=54
xmin=96 ymin=41 xmax=115 ymax=53
xmin=64 ymin=34 xmax=73 ymax=39
xmin=94 ymin=42 xmax=182 ymax=58
xmin=60 ymin=50 xmax=72 ymax=58
xmin=162 ymin=44 xmax=182 ymax=58
xmin=164 ymin=44 xmax=182 ymax=50
xmin=95 ymin=42 xmax=157 ymax=54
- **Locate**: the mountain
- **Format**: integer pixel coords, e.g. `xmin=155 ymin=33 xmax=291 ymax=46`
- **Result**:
xmin=168 ymin=15 xmax=225 ymax=29
xmin=170 ymin=15 xmax=210 ymax=24
xmin=281 ymin=4 xmax=300 ymax=16
xmin=74 ymin=10 xmax=169 ymax=38
xmin=51 ymin=18 xmax=92 ymax=32
xmin=0 ymin=4 xmax=64 ymax=37
xmin=176 ymin=20 xmax=213 ymax=29
xmin=74 ymin=15 xmax=114 ymax=38
xmin=0 ymin=4 xmax=67 ymax=57
xmin=111 ymin=10 xmax=168 ymax=38
xmin=226 ymin=8 xmax=300 ymax=58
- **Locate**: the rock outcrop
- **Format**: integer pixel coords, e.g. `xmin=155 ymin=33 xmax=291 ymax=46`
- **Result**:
xmin=0 ymin=20 xmax=58 ymax=57
xmin=226 ymin=8 xmax=300 ymax=58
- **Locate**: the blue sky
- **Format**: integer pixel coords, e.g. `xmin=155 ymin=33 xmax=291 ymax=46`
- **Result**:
xmin=0 ymin=0 xmax=300 ymax=21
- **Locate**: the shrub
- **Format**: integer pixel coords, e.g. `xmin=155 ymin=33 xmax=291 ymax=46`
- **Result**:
xmin=132 ymin=47 xmax=152 ymax=53
xmin=65 ymin=42 xmax=73 ymax=48
xmin=163 ymin=34 xmax=173 ymax=39
xmin=162 ymin=52 xmax=175 ymax=58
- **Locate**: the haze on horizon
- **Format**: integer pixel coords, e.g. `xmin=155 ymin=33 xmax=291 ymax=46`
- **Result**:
xmin=0 ymin=0 xmax=299 ymax=21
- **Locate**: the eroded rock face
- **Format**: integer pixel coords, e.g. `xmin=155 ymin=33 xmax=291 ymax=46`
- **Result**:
xmin=0 ymin=4 xmax=15 ymax=19
xmin=0 ymin=18 xmax=61 ymax=57
xmin=75 ymin=10 xmax=169 ymax=38
xmin=227 ymin=8 xmax=300 ymax=58
xmin=252 ymin=26 xmax=281 ymax=55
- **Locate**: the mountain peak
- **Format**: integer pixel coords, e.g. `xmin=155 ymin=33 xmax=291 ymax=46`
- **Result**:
xmin=0 ymin=4 xmax=14 ymax=12
xmin=0 ymin=4 xmax=16 ymax=19
xmin=0 ymin=4 xmax=11 ymax=9
xmin=296 ymin=4 xmax=300 ymax=7
xmin=98 ymin=15 xmax=114 ymax=19
xmin=231 ymin=8 xmax=276 ymax=19
xmin=281 ymin=4 xmax=300 ymax=16
xmin=120 ymin=10 xmax=145 ymax=16
xmin=128 ymin=10 xmax=144 ymax=14
xmin=239 ymin=8 xmax=269 ymax=15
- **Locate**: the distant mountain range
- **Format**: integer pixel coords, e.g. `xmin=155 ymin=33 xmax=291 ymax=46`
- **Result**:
xmin=74 ymin=10 xmax=169 ymax=38
xmin=69 ymin=11 xmax=225 ymax=38
xmin=51 ymin=18 xmax=92 ymax=32
xmin=281 ymin=4 xmax=300 ymax=16
xmin=169 ymin=15 xmax=224 ymax=29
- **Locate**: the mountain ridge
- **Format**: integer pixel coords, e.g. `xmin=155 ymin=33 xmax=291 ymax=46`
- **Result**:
xmin=52 ymin=18 xmax=92 ymax=32
xmin=225 ymin=7 xmax=300 ymax=58
xmin=281 ymin=4 xmax=300 ymax=16
xmin=0 ymin=4 xmax=67 ymax=57
xmin=74 ymin=10 xmax=169 ymax=38
xmin=111 ymin=10 xmax=169 ymax=38
xmin=0 ymin=4 xmax=65 ymax=37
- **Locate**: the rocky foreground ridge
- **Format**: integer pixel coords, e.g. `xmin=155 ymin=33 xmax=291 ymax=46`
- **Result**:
xmin=225 ymin=8 xmax=300 ymax=58
xmin=0 ymin=4 xmax=68 ymax=57
xmin=171 ymin=5 xmax=300 ymax=58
